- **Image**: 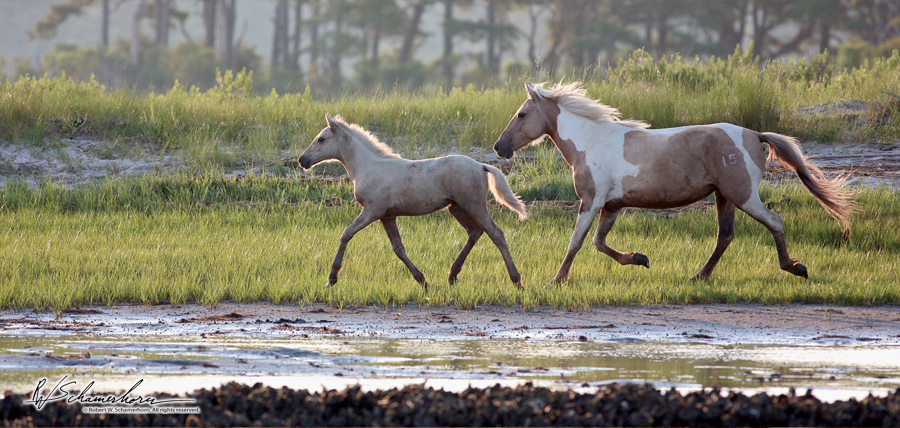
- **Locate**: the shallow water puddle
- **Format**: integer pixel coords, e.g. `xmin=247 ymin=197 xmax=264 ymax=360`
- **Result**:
xmin=2 ymin=335 xmax=898 ymax=402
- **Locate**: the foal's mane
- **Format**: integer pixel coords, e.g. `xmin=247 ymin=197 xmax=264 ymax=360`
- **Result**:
xmin=332 ymin=115 xmax=401 ymax=159
xmin=529 ymin=82 xmax=650 ymax=129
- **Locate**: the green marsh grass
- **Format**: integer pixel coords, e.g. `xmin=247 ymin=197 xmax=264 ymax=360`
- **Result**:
xmin=1 ymin=48 xmax=899 ymax=313
xmin=0 ymin=172 xmax=897 ymax=315
xmin=2 ymin=49 xmax=899 ymax=172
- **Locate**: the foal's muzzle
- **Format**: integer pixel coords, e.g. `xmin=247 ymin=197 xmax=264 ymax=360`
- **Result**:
xmin=298 ymin=156 xmax=312 ymax=169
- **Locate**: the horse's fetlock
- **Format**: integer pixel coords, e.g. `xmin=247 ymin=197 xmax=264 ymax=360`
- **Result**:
xmin=510 ymin=272 xmax=522 ymax=284
xmin=412 ymin=271 xmax=427 ymax=284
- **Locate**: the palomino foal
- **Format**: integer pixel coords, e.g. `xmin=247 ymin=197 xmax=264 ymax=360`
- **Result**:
xmin=494 ymin=82 xmax=854 ymax=283
xmin=299 ymin=114 xmax=527 ymax=288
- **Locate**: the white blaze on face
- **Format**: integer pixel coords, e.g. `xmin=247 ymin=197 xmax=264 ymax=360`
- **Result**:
xmin=555 ymin=109 xmax=641 ymax=202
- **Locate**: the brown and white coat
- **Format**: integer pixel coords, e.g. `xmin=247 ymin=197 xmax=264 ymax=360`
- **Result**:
xmin=494 ymin=82 xmax=853 ymax=283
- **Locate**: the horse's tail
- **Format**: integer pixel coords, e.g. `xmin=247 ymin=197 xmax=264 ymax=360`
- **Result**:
xmin=483 ymin=164 xmax=527 ymax=220
xmin=757 ymin=132 xmax=855 ymax=236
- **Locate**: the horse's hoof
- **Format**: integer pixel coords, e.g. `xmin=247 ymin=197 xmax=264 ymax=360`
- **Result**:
xmin=448 ymin=276 xmax=458 ymax=286
xmin=421 ymin=281 xmax=430 ymax=290
xmin=795 ymin=263 xmax=808 ymax=279
xmin=634 ymin=253 xmax=650 ymax=268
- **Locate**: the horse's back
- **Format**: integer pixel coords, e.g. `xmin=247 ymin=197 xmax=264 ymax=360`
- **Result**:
xmin=615 ymin=123 xmax=766 ymax=208
xmin=369 ymin=155 xmax=488 ymax=217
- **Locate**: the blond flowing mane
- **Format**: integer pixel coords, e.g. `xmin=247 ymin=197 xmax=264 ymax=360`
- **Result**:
xmin=529 ymin=82 xmax=650 ymax=129
xmin=333 ymin=115 xmax=401 ymax=159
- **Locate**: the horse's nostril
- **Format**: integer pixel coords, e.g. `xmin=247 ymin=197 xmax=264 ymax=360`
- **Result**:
xmin=493 ymin=143 xmax=500 ymax=153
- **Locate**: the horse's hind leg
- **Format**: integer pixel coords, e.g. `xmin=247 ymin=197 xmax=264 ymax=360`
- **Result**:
xmin=463 ymin=204 xmax=522 ymax=287
xmin=381 ymin=217 xmax=429 ymax=288
xmin=592 ymin=208 xmax=650 ymax=268
xmin=447 ymin=204 xmax=483 ymax=285
xmin=691 ymin=191 xmax=736 ymax=281
xmin=737 ymin=196 xmax=808 ymax=278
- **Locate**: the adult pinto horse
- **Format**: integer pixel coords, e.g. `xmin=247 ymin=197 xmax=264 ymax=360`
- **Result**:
xmin=493 ymin=82 xmax=854 ymax=283
xmin=299 ymin=113 xmax=527 ymax=288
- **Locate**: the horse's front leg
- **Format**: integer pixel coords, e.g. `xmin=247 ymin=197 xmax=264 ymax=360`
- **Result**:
xmin=552 ymin=200 xmax=601 ymax=284
xmin=593 ymin=208 xmax=650 ymax=268
xmin=328 ymin=209 xmax=380 ymax=286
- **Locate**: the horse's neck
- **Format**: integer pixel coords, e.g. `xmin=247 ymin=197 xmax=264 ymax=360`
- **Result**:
xmin=548 ymin=110 xmax=619 ymax=166
xmin=338 ymin=138 xmax=391 ymax=181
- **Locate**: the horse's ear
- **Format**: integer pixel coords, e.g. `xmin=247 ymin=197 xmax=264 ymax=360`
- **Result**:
xmin=525 ymin=82 xmax=538 ymax=100
xmin=325 ymin=113 xmax=345 ymax=135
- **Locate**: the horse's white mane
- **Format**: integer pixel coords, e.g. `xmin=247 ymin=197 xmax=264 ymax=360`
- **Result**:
xmin=332 ymin=115 xmax=401 ymax=159
xmin=529 ymin=82 xmax=650 ymax=129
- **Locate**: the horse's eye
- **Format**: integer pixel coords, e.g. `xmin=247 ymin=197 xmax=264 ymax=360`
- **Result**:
xmin=517 ymin=112 xmax=526 ymax=118
xmin=318 ymin=137 xmax=326 ymax=143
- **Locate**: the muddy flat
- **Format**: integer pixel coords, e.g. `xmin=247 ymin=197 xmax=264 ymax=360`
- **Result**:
xmin=2 ymin=302 xmax=898 ymax=344
xmin=2 ymin=303 xmax=899 ymax=402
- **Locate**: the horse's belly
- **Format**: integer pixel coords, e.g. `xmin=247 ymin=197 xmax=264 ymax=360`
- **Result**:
xmin=613 ymin=181 xmax=715 ymax=210
xmin=384 ymin=197 xmax=450 ymax=217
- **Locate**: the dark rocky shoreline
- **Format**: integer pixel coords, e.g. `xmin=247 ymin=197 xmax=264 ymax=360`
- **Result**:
xmin=4 ymin=382 xmax=900 ymax=427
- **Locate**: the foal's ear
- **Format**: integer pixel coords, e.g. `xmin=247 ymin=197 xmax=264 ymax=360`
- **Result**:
xmin=525 ymin=82 xmax=538 ymax=100
xmin=325 ymin=112 xmax=337 ymax=129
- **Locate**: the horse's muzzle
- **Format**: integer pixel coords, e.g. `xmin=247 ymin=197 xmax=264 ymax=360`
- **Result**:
xmin=298 ymin=156 xmax=312 ymax=169
xmin=493 ymin=141 xmax=515 ymax=159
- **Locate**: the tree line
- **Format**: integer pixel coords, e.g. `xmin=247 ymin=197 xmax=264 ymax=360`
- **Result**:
xmin=12 ymin=0 xmax=900 ymax=94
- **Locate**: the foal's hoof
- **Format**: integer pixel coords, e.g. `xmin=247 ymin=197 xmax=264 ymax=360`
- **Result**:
xmin=549 ymin=276 xmax=568 ymax=287
xmin=689 ymin=273 xmax=709 ymax=282
xmin=633 ymin=253 xmax=650 ymax=268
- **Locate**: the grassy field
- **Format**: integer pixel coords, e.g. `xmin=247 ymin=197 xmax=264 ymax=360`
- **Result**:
xmin=1 ymin=162 xmax=898 ymax=314
xmin=1 ymin=48 xmax=899 ymax=313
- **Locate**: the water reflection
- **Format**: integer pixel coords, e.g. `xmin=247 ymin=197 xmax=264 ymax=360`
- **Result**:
xmin=1 ymin=335 xmax=898 ymax=399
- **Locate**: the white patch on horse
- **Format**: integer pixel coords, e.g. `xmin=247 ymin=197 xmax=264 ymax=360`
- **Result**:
xmin=556 ymin=109 xmax=640 ymax=202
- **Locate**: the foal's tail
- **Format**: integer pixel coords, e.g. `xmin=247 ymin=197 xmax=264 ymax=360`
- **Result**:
xmin=483 ymin=164 xmax=527 ymax=220
xmin=757 ymin=132 xmax=855 ymax=236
